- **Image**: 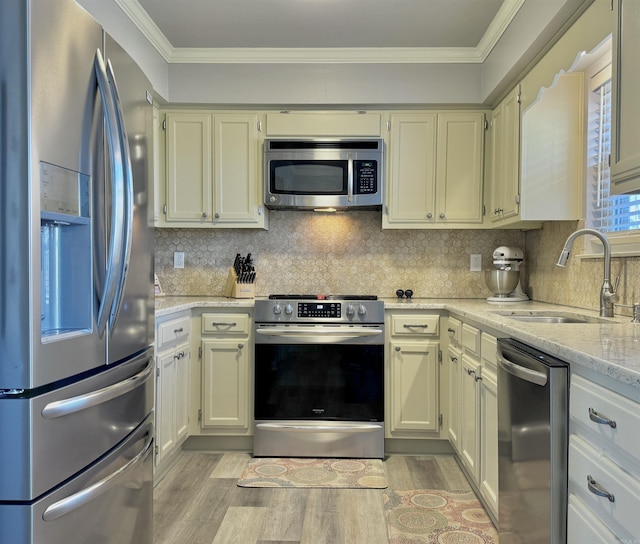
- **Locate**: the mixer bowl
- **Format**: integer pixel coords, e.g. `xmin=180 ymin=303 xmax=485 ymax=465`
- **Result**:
xmin=485 ymin=269 xmax=520 ymax=297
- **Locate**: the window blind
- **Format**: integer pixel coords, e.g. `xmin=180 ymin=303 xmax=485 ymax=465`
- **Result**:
xmin=587 ymin=70 xmax=640 ymax=232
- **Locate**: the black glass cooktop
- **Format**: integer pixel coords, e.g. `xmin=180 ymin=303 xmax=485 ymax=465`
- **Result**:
xmin=268 ymin=294 xmax=378 ymax=301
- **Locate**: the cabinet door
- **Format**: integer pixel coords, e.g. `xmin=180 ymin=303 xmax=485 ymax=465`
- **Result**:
xmin=165 ymin=112 xmax=212 ymax=222
xmin=447 ymin=345 xmax=462 ymax=451
xmin=611 ymin=0 xmax=640 ymax=194
xmin=460 ymin=354 xmax=480 ymax=482
xmin=479 ymin=366 xmax=498 ymax=518
xmin=389 ymin=341 xmax=439 ymax=432
xmin=201 ymin=339 xmax=249 ymax=429
xmin=156 ymin=349 xmax=177 ymax=463
xmin=175 ymin=343 xmax=191 ymax=443
xmin=435 ymin=113 xmax=485 ymax=224
xmin=385 ymin=113 xmax=437 ymax=225
xmin=213 ymin=114 xmax=264 ymax=225
xmin=489 ymin=86 xmax=520 ymax=223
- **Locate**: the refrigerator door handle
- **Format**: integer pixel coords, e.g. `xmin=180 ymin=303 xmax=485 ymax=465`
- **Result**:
xmin=94 ymin=49 xmax=126 ymax=338
xmin=42 ymin=425 xmax=153 ymax=522
xmin=497 ymin=352 xmax=548 ymax=386
xmin=105 ymin=57 xmax=134 ymax=332
xmin=41 ymin=357 xmax=153 ymax=419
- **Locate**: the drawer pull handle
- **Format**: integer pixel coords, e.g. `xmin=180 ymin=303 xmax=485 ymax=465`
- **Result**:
xmin=588 ymin=407 xmax=617 ymax=429
xmin=447 ymin=328 xmax=456 ymax=334
xmin=587 ymin=475 xmax=615 ymax=503
xmin=450 ymin=356 xmax=458 ymax=363
xmin=174 ymin=327 xmax=184 ymax=334
xmin=210 ymin=322 xmax=237 ymax=327
xmin=403 ymin=324 xmax=429 ymax=329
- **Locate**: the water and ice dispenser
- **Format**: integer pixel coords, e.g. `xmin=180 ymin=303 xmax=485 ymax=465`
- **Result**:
xmin=40 ymin=162 xmax=92 ymax=340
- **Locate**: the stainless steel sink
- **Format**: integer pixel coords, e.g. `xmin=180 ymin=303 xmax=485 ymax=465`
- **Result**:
xmin=505 ymin=315 xmax=588 ymax=324
xmin=492 ymin=311 xmax=616 ymax=324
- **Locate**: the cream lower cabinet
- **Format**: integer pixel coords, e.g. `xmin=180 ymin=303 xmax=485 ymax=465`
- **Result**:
xmin=479 ymin=332 xmax=498 ymax=519
xmin=200 ymin=313 xmax=251 ymax=433
xmin=568 ymin=373 xmax=640 ymax=543
xmin=386 ymin=313 xmax=441 ymax=438
xmin=155 ymin=312 xmax=191 ymax=475
xmin=161 ymin=111 xmax=266 ymax=228
xmin=460 ymin=353 xmax=480 ymax=481
xmin=383 ymin=112 xmax=485 ymax=228
xmin=447 ymin=317 xmax=498 ymax=521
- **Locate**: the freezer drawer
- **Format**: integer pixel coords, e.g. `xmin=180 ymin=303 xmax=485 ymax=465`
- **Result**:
xmin=0 ymin=414 xmax=153 ymax=544
xmin=0 ymin=348 xmax=154 ymax=500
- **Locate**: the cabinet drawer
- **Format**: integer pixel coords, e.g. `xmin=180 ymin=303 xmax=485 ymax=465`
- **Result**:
xmin=391 ymin=314 xmax=439 ymax=336
xmin=446 ymin=317 xmax=461 ymax=345
xmin=571 ymin=374 xmax=640 ymax=468
xmin=157 ymin=315 xmax=191 ymax=348
xmin=461 ymin=323 xmax=480 ymax=356
xmin=481 ymin=332 xmax=498 ymax=372
xmin=201 ymin=313 xmax=249 ymax=334
xmin=569 ymin=434 xmax=640 ymax=539
xmin=568 ymin=494 xmax=619 ymax=544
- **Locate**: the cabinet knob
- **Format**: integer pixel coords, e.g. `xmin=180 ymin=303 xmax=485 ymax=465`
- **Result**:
xmin=238 ymin=343 xmax=244 ymax=350
xmin=426 ymin=212 xmax=433 ymax=219
xmin=215 ymin=212 xmax=220 ymax=218
xmin=439 ymin=213 xmax=446 ymax=219
xmin=201 ymin=212 xmax=208 ymax=218
xmin=395 ymin=346 xmax=401 ymax=352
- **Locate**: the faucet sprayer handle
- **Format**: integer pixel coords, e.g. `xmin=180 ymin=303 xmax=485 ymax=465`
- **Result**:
xmin=614 ymin=276 xmax=621 ymax=294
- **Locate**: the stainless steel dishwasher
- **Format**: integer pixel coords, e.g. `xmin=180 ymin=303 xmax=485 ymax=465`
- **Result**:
xmin=497 ymin=338 xmax=569 ymax=544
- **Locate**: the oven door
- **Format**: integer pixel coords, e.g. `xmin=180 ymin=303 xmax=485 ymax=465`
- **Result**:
xmin=254 ymin=324 xmax=384 ymax=457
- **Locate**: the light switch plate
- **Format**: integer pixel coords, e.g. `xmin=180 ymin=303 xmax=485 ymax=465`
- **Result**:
xmin=174 ymin=251 xmax=185 ymax=269
xmin=470 ymin=254 xmax=482 ymax=272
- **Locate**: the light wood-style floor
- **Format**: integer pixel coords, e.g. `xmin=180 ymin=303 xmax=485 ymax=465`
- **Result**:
xmin=153 ymin=452 xmax=474 ymax=544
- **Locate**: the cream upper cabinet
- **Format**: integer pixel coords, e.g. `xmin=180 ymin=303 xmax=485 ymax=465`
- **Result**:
xmin=384 ymin=112 xmax=485 ymax=229
xmin=161 ymin=111 xmax=267 ymax=229
xmin=487 ymin=73 xmax=584 ymax=228
xmin=488 ymin=86 xmax=520 ymax=224
xmin=611 ymin=0 xmax=640 ymax=194
xmin=265 ymin=111 xmax=382 ymax=137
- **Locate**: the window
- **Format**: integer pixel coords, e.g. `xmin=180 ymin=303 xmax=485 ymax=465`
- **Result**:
xmin=586 ymin=65 xmax=640 ymax=233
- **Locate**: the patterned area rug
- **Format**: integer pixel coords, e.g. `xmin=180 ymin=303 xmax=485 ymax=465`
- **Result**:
xmin=384 ymin=489 xmax=498 ymax=543
xmin=237 ymin=457 xmax=388 ymax=488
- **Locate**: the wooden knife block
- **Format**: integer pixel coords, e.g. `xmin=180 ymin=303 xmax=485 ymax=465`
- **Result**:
xmin=224 ymin=268 xmax=255 ymax=299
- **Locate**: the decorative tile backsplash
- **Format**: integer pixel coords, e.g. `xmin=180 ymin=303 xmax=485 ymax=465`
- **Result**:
xmin=155 ymin=214 xmax=640 ymax=317
xmin=526 ymin=220 xmax=640 ymax=318
xmin=155 ymin=212 xmax=525 ymax=299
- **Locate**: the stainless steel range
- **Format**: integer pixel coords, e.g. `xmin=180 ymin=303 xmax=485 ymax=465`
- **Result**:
xmin=253 ymin=295 xmax=385 ymax=458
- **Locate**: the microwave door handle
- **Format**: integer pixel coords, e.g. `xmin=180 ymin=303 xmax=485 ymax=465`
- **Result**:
xmin=104 ymin=58 xmax=134 ymax=332
xmin=94 ymin=49 xmax=125 ymax=338
xmin=347 ymin=157 xmax=354 ymax=202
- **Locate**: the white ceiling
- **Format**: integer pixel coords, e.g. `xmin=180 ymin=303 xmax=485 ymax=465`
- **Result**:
xmin=116 ymin=0 xmax=524 ymax=63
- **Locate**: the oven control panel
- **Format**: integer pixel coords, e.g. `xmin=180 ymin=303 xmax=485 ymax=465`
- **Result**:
xmin=298 ymin=302 xmax=340 ymax=318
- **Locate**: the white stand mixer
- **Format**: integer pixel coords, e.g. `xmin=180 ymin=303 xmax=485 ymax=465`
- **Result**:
xmin=486 ymin=246 xmax=529 ymax=302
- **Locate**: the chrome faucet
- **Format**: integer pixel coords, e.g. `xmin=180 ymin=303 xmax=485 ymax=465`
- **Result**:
xmin=556 ymin=228 xmax=618 ymax=317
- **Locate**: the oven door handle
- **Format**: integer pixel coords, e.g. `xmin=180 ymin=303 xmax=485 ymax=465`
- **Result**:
xmin=256 ymin=327 xmax=383 ymax=342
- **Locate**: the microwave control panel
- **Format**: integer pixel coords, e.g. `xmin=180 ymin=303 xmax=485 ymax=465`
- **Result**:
xmin=354 ymin=160 xmax=377 ymax=194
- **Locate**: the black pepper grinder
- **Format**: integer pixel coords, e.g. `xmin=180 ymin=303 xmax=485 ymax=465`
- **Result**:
xmin=404 ymin=289 xmax=413 ymax=299
xmin=395 ymin=289 xmax=405 ymax=299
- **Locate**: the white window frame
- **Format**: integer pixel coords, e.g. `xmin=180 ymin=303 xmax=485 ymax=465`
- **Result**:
xmin=579 ymin=41 xmax=640 ymax=260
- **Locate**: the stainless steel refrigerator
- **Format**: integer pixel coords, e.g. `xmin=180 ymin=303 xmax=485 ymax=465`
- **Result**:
xmin=0 ymin=0 xmax=155 ymax=542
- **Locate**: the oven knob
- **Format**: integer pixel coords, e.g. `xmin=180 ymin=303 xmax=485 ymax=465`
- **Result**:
xmin=358 ymin=304 xmax=367 ymax=316
xmin=284 ymin=304 xmax=293 ymax=315
xmin=346 ymin=304 xmax=356 ymax=316
xmin=273 ymin=303 xmax=282 ymax=315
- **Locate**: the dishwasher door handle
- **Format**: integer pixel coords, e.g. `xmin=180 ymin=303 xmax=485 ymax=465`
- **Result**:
xmin=497 ymin=352 xmax=548 ymax=386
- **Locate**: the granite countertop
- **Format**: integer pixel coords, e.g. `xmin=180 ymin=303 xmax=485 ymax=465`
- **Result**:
xmin=155 ymin=296 xmax=640 ymax=393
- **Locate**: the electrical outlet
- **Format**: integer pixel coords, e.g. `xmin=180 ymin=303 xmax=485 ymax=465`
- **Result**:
xmin=174 ymin=251 xmax=185 ymax=269
xmin=470 ymin=254 xmax=482 ymax=272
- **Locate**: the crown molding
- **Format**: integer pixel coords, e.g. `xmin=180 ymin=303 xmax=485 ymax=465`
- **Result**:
xmin=116 ymin=0 xmax=525 ymax=65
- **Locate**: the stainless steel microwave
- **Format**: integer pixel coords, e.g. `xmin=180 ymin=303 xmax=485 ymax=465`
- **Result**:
xmin=264 ymin=139 xmax=384 ymax=210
